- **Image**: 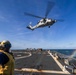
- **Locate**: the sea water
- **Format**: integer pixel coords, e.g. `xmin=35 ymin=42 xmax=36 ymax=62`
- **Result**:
xmin=50 ymin=49 xmax=76 ymax=58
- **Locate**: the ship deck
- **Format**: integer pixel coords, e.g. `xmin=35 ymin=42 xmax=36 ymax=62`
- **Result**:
xmin=12 ymin=50 xmax=75 ymax=75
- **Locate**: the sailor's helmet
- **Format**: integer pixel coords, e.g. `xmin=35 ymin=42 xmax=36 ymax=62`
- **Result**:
xmin=0 ymin=40 xmax=11 ymax=48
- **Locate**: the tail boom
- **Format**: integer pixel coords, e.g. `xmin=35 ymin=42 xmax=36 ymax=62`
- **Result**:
xmin=26 ymin=25 xmax=34 ymax=30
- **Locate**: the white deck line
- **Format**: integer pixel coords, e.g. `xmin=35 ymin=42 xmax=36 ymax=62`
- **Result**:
xmin=48 ymin=51 xmax=70 ymax=74
xmin=15 ymin=68 xmax=70 ymax=74
xmin=15 ymin=52 xmax=32 ymax=60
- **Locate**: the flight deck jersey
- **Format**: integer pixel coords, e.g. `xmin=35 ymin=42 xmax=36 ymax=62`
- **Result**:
xmin=0 ymin=50 xmax=14 ymax=75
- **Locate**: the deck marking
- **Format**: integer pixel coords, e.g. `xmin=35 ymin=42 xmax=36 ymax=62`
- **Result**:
xmin=15 ymin=68 xmax=70 ymax=74
xmin=15 ymin=52 xmax=32 ymax=60
xmin=14 ymin=51 xmax=71 ymax=74
xmin=48 ymin=51 xmax=70 ymax=74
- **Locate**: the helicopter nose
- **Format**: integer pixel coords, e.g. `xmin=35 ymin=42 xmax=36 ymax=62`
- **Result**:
xmin=52 ymin=20 xmax=56 ymax=23
xmin=54 ymin=20 xmax=57 ymax=22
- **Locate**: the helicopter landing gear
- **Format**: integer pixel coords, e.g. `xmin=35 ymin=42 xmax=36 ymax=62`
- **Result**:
xmin=48 ymin=26 xmax=50 ymax=28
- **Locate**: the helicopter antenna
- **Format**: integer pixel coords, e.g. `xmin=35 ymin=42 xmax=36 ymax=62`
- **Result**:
xmin=55 ymin=19 xmax=64 ymax=22
xmin=45 ymin=1 xmax=55 ymax=18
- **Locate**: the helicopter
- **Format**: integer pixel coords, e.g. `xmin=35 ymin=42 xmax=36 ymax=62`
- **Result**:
xmin=24 ymin=1 xmax=63 ymax=30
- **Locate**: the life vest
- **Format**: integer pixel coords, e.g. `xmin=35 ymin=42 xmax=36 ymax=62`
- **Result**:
xmin=0 ymin=50 xmax=15 ymax=75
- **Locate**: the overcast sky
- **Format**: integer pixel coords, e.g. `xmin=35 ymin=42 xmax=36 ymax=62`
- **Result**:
xmin=0 ymin=0 xmax=76 ymax=49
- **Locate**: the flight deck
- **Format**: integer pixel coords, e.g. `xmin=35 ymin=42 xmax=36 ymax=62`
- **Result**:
xmin=12 ymin=50 xmax=75 ymax=75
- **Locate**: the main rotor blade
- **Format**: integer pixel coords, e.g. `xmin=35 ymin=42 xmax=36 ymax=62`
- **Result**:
xmin=24 ymin=12 xmax=44 ymax=19
xmin=56 ymin=19 xmax=64 ymax=22
xmin=45 ymin=1 xmax=55 ymax=18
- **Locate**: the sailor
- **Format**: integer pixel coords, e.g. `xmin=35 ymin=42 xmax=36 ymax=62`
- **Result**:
xmin=0 ymin=40 xmax=14 ymax=75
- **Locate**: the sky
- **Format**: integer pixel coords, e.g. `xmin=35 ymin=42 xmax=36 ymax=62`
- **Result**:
xmin=0 ymin=0 xmax=76 ymax=49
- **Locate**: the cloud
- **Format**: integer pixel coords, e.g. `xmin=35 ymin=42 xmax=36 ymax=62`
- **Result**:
xmin=0 ymin=15 xmax=9 ymax=22
xmin=0 ymin=33 xmax=10 ymax=41
xmin=0 ymin=15 xmax=5 ymax=19
xmin=9 ymin=28 xmax=76 ymax=49
xmin=11 ymin=37 xmax=56 ymax=49
xmin=17 ymin=31 xmax=32 ymax=35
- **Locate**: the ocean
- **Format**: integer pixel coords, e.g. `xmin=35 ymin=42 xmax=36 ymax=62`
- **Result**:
xmin=50 ymin=49 xmax=76 ymax=55
xmin=50 ymin=49 xmax=76 ymax=58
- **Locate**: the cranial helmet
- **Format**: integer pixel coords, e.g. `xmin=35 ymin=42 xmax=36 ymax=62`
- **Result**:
xmin=1 ymin=40 xmax=11 ymax=48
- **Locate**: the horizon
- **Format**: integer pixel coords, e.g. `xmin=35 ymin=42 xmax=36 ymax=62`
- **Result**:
xmin=11 ymin=48 xmax=76 ymax=50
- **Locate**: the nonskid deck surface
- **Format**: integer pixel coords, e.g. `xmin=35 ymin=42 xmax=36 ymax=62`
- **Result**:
xmin=12 ymin=50 xmax=74 ymax=75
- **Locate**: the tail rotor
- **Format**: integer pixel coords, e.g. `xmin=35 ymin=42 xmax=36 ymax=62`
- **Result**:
xmin=26 ymin=22 xmax=34 ymax=30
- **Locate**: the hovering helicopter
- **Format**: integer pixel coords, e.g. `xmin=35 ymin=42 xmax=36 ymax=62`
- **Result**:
xmin=24 ymin=1 xmax=63 ymax=30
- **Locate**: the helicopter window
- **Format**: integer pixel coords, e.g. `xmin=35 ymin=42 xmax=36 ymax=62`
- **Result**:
xmin=41 ymin=21 xmax=43 ymax=23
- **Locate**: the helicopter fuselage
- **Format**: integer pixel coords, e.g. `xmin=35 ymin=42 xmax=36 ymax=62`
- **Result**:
xmin=34 ymin=18 xmax=56 ymax=28
xmin=27 ymin=18 xmax=56 ymax=30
